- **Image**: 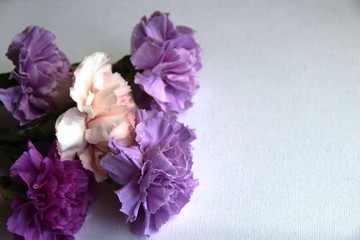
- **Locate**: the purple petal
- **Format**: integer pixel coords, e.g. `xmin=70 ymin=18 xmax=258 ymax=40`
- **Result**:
xmin=131 ymin=12 xmax=177 ymax=53
xmin=105 ymin=108 xmax=198 ymax=236
xmin=131 ymin=41 xmax=163 ymax=70
xmin=145 ymin=185 xmax=168 ymax=214
xmin=130 ymin=12 xmax=201 ymax=114
xmin=135 ymin=115 xmax=176 ymax=152
xmin=2 ymin=26 xmax=71 ymax=125
xmin=108 ymin=139 xmax=143 ymax=169
xmin=100 ymin=140 xmax=142 ymax=185
xmin=150 ymin=205 xmax=171 ymax=232
xmin=117 ymin=177 xmax=141 ymax=222
xmin=176 ymin=26 xmax=195 ymax=35
xmin=7 ymin=203 xmax=41 ymax=240
xmin=10 ymin=141 xmax=42 ymax=186
xmin=130 ymin=206 xmax=151 ymax=236
xmin=7 ymin=141 xmax=95 ymax=239
xmin=134 ymin=72 xmax=168 ymax=102
xmin=146 ymin=149 xmax=176 ymax=176
xmin=100 ymin=152 xmax=138 ymax=185
xmin=135 ymin=109 xmax=164 ymax=124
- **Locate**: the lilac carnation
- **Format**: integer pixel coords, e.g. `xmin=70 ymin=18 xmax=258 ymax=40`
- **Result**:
xmin=101 ymin=110 xmax=198 ymax=236
xmin=7 ymin=141 xmax=96 ymax=240
xmin=130 ymin=12 xmax=202 ymax=114
xmin=0 ymin=26 xmax=72 ymax=125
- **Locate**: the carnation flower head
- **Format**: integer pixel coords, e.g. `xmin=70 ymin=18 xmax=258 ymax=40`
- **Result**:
xmin=101 ymin=110 xmax=198 ymax=236
xmin=130 ymin=11 xmax=202 ymax=114
xmin=0 ymin=26 xmax=72 ymax=125
xmin=7 ymin=141 xmax=96 ymax=240
xmin=56 ymin=52 xmax=136 ymax=182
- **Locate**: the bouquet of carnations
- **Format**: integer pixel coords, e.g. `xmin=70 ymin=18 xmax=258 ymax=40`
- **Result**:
xmin=0 ymin=11 xmax=201 ymax=239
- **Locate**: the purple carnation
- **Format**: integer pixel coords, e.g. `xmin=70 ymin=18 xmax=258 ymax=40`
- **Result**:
xmin=130 ymin=12 xmax=202 ymax=114
xmin=100 ymin=110 xmax=198 ymax=236
xmin=0 ymin=26 xmax=72 ymax=125
xmin=7 ymin=141 xmax=96 ymax=240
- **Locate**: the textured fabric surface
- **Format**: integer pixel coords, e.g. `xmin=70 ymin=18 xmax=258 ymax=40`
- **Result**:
xmin=1 ymin=0 xmax=360 ymax=239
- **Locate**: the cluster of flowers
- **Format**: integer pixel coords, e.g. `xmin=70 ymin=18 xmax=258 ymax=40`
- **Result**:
xmin=0 ymin=11 xmax=201 ymax=239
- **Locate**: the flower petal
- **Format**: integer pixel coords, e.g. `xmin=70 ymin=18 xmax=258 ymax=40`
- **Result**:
xmin=70 ymin=52 xmax=112 ymax=112
xmin=116 ymin=177 xmax=142 ymax=222
xmin=79 ymin=145 xmax=108 ymax=182
xmin=55 ymin=107 xmax=87 ymax=160
xmin=100 ymin=143 xmax=140 ymax=185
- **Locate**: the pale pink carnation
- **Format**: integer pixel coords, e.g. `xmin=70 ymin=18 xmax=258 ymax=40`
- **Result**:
xmin=56 ymin=52 xmax=136 ymax=182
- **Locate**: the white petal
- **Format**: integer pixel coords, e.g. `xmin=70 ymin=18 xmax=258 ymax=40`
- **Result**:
xmin=55 ymin=107 xmax=87 ymax=160
xmin=70 ymin=52 xmax=112 ymax=112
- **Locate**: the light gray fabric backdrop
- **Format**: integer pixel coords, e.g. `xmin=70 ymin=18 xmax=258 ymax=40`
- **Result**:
xmin=1 ymin=0 xmax=360 ymax=239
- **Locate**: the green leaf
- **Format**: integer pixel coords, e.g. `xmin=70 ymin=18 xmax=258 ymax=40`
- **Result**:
xmin=0 ymin=176 xmax=27 ymax=201
xmin=12 ymin=113 xmax=59 ymax=141
xmin=0 ymin=140 xmax=27 ymax=161
xmin=71 ymin=62 xmax=80 ymax=72
xmin=112 ymin=55 xmax=137 ymax=86
xmin=0 ymin=72 xmax=18 ymax=89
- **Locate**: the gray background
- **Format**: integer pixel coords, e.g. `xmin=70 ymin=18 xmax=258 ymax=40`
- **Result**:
xmin=1 ymin=0 xmax=360 ymax=239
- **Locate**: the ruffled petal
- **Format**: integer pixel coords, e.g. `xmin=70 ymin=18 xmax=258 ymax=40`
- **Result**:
xmin=100 ymin=141 xmax=140 ymax=185
xmin=10 ymin=141 xmax=42 ymax=186
xmin=70 ymin=52 xmax=112 ymax=112
xmin=116 ymin=177 xmax=142 ymax=222
xmin=79 ymin=144 xmax=108 ymax=182
xmin=55 ymin=107 xmax=87 ymax=160
xmin=131 ymin=41 xmax=163 ymax=70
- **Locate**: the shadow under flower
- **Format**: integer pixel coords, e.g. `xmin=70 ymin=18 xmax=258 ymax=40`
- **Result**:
xmin=75 ymin=181 xmax=146 ymax=240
